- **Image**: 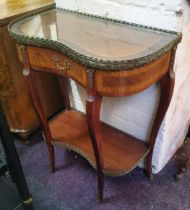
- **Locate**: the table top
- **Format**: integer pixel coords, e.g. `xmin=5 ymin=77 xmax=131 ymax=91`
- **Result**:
xmin=0 ymin=0 xmax=54 ymax=25
xmin=9 ymin=8 xmax=182 ymax=70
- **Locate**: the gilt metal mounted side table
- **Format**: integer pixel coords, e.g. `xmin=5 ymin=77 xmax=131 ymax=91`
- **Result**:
xmin=9 ymin=8 xmax=182 ymax=201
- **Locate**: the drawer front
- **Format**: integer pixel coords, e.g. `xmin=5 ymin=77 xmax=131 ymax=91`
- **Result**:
xmin=27 ymin=47 xmax=88 ymax=87
xmin=95 ymin=51 xmax=171 ymax=97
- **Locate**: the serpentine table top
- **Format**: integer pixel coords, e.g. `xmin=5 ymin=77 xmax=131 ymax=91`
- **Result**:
xmin=9 ymin=8 xmax=181 ymax=70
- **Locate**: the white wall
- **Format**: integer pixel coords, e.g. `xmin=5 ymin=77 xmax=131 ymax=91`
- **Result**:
xmin=154 ymin=1 xmax=190 ymax=171
xmin=55 ymin=0 xmax=189 ymax=173
xmin=56 ymin=0 xmax=183 ymax=31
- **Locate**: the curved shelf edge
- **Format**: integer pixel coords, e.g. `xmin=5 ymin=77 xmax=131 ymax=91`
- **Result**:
xmin=49 ymin=110 xmax=150 ymax=177
xmin=52 ymin=140 xmax=150 ymax=177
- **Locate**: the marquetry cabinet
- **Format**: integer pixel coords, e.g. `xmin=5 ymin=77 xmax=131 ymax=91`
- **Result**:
xmin=9 ymin=8 xmax=182 ymax=200
xmin=0 ymin=0 xmax=63 ymax=139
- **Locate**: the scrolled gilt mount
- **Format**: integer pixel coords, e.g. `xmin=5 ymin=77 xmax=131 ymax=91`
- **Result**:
xmin=51 ymin=55 xmax=70 ymax=72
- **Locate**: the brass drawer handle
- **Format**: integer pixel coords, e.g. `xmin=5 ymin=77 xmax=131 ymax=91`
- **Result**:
xmin=51 ymin=55 xmax=70 ymax=71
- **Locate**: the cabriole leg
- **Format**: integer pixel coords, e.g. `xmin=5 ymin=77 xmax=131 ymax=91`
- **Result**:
xmin=146 ymin=72 xmax=175 ymax=179
xmin=86 ymin=91 xmax=104 ymax=202
xmin=26 ymin=70 xmax=55 ymax=172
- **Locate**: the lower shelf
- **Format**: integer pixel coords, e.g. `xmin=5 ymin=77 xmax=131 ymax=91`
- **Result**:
xmin=49 ymin=110 xmax=150 ymax=177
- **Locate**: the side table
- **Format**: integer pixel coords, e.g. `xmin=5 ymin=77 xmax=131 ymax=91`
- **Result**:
xmin=9 ymin=8 xmax=182 ymax=201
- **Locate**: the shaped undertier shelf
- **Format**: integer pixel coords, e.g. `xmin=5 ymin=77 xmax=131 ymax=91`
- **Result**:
xmin=49 ymin=110 xmax=150 ymax=176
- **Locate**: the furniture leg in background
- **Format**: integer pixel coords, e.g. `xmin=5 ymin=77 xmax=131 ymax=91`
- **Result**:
xmin=0 ymin=102 xmax=34 ymax=210
xmin=175 ymin=128 xmax=190 ymax=180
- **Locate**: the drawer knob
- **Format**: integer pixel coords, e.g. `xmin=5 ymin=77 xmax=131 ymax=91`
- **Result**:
xmin=51 ymin=55 xmax=70 ymax=71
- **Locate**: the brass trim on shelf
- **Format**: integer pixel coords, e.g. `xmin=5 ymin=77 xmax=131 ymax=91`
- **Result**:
xmin=8 ymin=7 xmax=182 ymax=71
xmin=51 ymin=140 xmax=150 ymax=177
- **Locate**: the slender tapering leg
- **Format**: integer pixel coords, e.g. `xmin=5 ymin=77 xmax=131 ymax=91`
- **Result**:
xmin=146 ymin=72 xmax=175 ymax=179
xmin=86 ymin=91 xmax=104 ymax=202
xmin=175 ymin=155 xmax=190 ymax=180
xmin=26 ymin=70 xmax=55 ymax=172
xmin=20 ymin=45 xmax=55 ymax=172
xmin=0 ymin=103 xmax=34 ymax=209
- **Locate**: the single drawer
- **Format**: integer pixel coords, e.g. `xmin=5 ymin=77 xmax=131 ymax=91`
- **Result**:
xmin=27 ymin=47 xmax=88 ymax=88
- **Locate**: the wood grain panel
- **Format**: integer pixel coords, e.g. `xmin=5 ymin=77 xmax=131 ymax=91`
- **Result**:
xmin=49 ymin=110 xmax=149 ymax=176
xmin=28 ymin=47 xmax=88 ymax=88
xmin=94 ymin=51 xmax=171 ymax=96
xmin=0 ymin=0 xmax=55 ymax=26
